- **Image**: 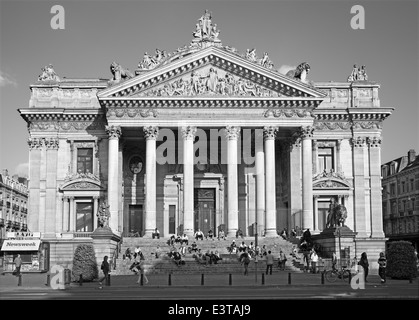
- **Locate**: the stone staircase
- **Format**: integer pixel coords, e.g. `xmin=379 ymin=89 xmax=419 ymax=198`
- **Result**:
xmin=111 ymin=236 xmax=306 ymax=275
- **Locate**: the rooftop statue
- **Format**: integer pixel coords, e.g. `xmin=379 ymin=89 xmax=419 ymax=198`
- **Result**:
xmin=286 ymin=62 xmax=311 ymax=83
xmin=38 ymin=64 xmax=60 ymax=82
xmin=192 ymin=10 xmax=221 ymax=44
xmin=347 ymin=64 xmax=368 ymax=81
xmin=108 ymin=61 xmax=134 ymax=86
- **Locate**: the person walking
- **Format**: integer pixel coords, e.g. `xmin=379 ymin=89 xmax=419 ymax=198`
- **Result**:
xmin=377 ymin=252 xmax=387 ymax=284
xmin=278 ymin=249 xmax=287 ymax=271
xmin=136 ymin=257 xmax=149 ymax=285
xmin=13 ymin=254 xmax=22 ymax=276
xmin=265 ymin=250 xmax=274 ymax=275
xmin=358 ymin=252 xmax=369 ymax=283
xmin=310 ymin=249 xmax=319 ymax=273
xmin=240 ymin=249 xmax=251 ymax=276
xmin=98 ymin=255 xmax=110 ymax=287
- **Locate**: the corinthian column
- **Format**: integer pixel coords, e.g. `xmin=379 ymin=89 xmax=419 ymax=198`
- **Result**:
xmin=143 ymin=126 xmax=159 ymax=237
xmin=300 ymin=126 xmax=314 ymax=231
xmin=264 ymin=126 xmax=278 ymax=237
xmin=225 ymin=126 xmax=241 ymax=237
xmin=182 ymin=126 xmax=197 ymax=236
xmin=255 ymin=129 xmax=265 ymax=236
xmin=105 ymin=125 xmax=121 ymax=234
xmin=352 ymin=136 xmax=367 ymax=237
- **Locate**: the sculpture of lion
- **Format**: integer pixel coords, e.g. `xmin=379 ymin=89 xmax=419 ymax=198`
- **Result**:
xmin=108 ymin=61 xmax=134 ymax=85
xmin=285 ymin=62 xmax=311 ymax=82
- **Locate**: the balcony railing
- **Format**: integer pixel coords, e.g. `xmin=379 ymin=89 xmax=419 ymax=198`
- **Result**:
xmin=73 ymin=232 xmax=93 ymax=238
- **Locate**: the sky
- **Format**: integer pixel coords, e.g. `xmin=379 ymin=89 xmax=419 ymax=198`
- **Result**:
xmin=0 ymin=0 xmax=418 ymax=177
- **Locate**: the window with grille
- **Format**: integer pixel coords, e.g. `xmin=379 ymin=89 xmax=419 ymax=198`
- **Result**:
xmin=77 ymin=148 xmax=93 ymax=174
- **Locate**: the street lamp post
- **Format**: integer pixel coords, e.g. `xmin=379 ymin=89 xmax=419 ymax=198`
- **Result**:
xmin=255 ymin=221 xmax=258 ymax=283
xmin=337 ymin=225 xmax=342 ymax=266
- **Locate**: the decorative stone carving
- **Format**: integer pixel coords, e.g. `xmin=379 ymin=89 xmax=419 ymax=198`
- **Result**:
xmin=192 ymin=10 xmax=221 ymax=44
xmin=105 ymin=125 xmax=122 ymax=139
xmin=285 ymin=62 xmax=311 ymax=83
xmin=65 ymin=182 xmax=101 ymax=190
xmin=347 ymin=64 xmax=368 ymax=82
xmin=352 ymin=121 xmax=382 ymax=130
xmin=243 ymin=49 xmax=274 ymax=69
xmin=64 ymin=171 xmax=100 ymax=182
xmin=38 ymin=64 xmax=60 ymax=82
xmin=44 ymin=137 xmax=59 ymax=150
xmin=27 ymin=137 xmax=44 ymax=150
xmin=367 ymin=136 xmax=382 ymax=147
xmin=143 ymin=126 xmax=159 ymax=140
xmin=263 ymin=126 xmax=278 ymax=140
xmin=299 ymin=126 xmax=314 ymax=139
xmin=225 ymin=126 xmax=241 ymax=140
xmin=138 ymin=67 xmax=279 ymax=97
xmin=313 ymin=169 xmax=347 ymax=181
xmin=314 ymin=122 xmax=351 ymax=131
xmin=108 ymin=62 xmax=134 ymax=86
xmin=351 ymin=136 xmax=366 ymax=148
xmin=97 ymin=200 xmax=110 ymax=229
xmin=264 ymin=109 xmax=313 ymax=118
xmin=181 ymin=126 xmax=197 ymax=140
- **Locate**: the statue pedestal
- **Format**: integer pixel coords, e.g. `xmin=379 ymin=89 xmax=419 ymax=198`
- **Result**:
xmin=91 ymin=227 xmax=121 ymax=267
xmin=312 ymin=226 xmax=357 ymax=259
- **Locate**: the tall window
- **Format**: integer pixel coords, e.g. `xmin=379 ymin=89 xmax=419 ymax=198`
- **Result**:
xmin=77 ymin=148 xmax=93 ymax=174
xmin=318 ymin=147 xmax=334 ymax=172
xmin=76 ymin=201 xmax=93 ymax=232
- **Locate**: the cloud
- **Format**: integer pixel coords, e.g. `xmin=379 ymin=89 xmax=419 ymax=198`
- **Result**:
xmin=14 ymin=162 xmax=29 ymax=178
xmin=0 ymin=71 xmax=17 ymax=87
xmin=277 ymin=64 xmax=296 ymax=75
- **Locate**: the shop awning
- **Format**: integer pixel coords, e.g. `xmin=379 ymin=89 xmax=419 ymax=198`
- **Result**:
xmin=1 ymin=239 xmax=41 ymax=251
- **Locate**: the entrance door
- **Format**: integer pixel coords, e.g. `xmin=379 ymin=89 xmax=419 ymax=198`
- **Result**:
xmin=129 ymin=205 xmax=143 ymax=236
xmin=194 ymin=189 xmax=216 ymax=235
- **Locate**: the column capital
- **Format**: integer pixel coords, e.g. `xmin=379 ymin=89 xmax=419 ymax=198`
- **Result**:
xmin=181 ymin=126 xmax=197 ymax=140
xmin=299 ymin=126 xmax=314 ymax=139
xmin=143 ymin=126 xmax=159 ymax=140
xmin=27 ymin=137 xmax=44 ymax=150
xmin=105 ymin=125 xmax=122 ymax=139
xmin=68 ymin=196 xmax=75 ymax=201
xmin=93 ymin=196 xmax=100 ymax=200
xmin=45 ymin=137 xmax=59 ymax=150
xmin=367 ymin=136 xmax=382 ymax=148
xmin=350 ymin=136 xmax=366 ymax=148
xmin=225 ymin=126 xmax=241 ymax=140
xmin=263 ymin=126 xmax=278 ymax=140
xmin=313 ymin=194 xmax=320 ymax=199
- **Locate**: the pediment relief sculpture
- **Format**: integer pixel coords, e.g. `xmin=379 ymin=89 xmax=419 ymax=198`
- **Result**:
xmin=135 ymin=66 xmax=282 ymax=98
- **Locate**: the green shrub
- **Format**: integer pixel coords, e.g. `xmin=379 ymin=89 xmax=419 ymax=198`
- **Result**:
xmin=71 ymin=244 xmax=99 ymax=282
xmin=386 ymin=241 xmax=417 ymax=280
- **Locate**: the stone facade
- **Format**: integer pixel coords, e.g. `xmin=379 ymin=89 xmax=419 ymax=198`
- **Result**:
xmin=381 ymin=149 xmax=419 ymax=251
xmin=18 ymin=12 xmax=393 ymax=269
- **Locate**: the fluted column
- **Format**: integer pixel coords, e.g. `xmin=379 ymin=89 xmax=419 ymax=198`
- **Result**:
xmin=264 ymin=126 xmax=278 ymax=237
xmin=69 ymin=196 xmax=75 ymax=231
xmin=182 ymin=126 xmax=197 ymax=236
xmin=301 ymin=126 xmax=314 ymax=231
xmin=93 ymin=196 xmax=99 ymax=230
xmin=143 ymin=126 xmax=159 ymax=237
xmin=62 ymin=196 xmax=69 ymax=232
xmin=106 ymin=125 xmax=121 ymax=234
xmin=255 ymin=129 xmax=265 ymax=236
xmin=352 ymin=136 xmax=368 ymax=237
xmin=368 ymin=137 xmax=385 ymax=238
xmin=225 ymin=126 xmax=241 ymax=237
xmin=313 ymin=195 xmax=320 ymax=233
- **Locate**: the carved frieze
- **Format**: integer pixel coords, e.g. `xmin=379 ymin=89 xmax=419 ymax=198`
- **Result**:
xmin=352 ymin=121 xmax=382 ymax=130
xmin=64 ymin=182 xmax=101 ymax=190
xmin=314 ymin=122 xmax=351 ymax=131
xmin=313 ymin=180 xmax=350 ymax=189
xmin=107 ymin=108 xmax=158 ymax=119
xmin=264 ymin=109 xmax=313 ymax=118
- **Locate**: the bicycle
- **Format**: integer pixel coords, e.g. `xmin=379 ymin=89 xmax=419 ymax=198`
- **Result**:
xmin=324 ymin=266 xmax=351 ymax=283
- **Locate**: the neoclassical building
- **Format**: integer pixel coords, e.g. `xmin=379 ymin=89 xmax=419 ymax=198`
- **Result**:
xmin=19 ymin=11 xmax=393 ymax=265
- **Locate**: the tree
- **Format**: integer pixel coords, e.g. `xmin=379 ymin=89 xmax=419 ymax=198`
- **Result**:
xmin=386 ymin=241 xmax=417 ymax=280
xmin=72 ymin=244 xmax=99 ymax=282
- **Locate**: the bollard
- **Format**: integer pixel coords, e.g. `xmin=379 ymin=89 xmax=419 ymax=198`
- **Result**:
xmin=18 ymin=274 xmax=22 ymax=286
xmin=348 ymin=272 xmax=352 ymax=284
xmin=168 ymin=273 xmax=172 ymax=286
xmin=107 ymin=274 xmax=111 ymax=286
xmin=321 ymin=271 xmax=324 ymax=285
xmin=288 ymin=272 xmax=291 ymax=285
xmin=46 ymin=274 xmax=51 ymax=287
xmin=79 ymin=274 xmax=83 ymax=286
xmin=229 ymin=273 xmax=232 ymax=286
xmin=409 ymin=277 xmax=412 ymax=284
xmin=140 ymin=274 xmax=144 ymax=286
xmin=261 ymin=273 xmax=265 ymax=285
xmin=201 ymin=274 xmax=204 ymax=286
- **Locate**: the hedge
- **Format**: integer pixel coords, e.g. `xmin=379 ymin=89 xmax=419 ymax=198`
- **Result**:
xmin=72 ymin=244 xmax=99 ymax=282
xmin=386 ymin=241 xmax=417 ymax=280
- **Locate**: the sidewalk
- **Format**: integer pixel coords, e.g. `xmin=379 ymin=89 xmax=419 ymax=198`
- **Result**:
xmin=1 ymin=270 xmax=417 ymax=291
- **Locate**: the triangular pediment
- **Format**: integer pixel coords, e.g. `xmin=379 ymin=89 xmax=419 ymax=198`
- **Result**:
xmin=98 ymin=46 xmax=326 ymax=101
